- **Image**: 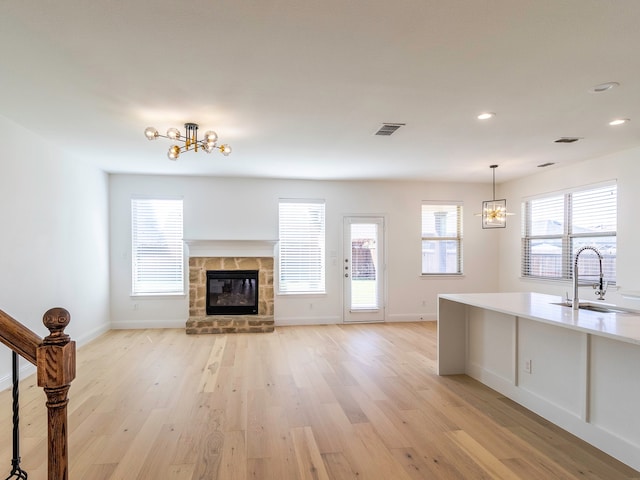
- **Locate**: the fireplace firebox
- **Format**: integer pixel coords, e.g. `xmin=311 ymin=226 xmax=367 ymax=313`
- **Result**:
xmin=206 ymin=270 xmax=259 ymax=315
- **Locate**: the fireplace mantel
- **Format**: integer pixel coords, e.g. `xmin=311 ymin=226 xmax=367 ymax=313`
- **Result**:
xmin=184 ymin=239 xmax=278 ymax=258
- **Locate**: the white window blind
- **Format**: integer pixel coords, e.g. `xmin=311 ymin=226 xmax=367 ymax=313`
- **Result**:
xmin=523 ymin=194 xmax=565 ymax=279
xmin=131 ymin=197 xmax=184 ymax=295
xmin=522 ymin=183 xmax=616 ymax=282
xmin=421 ymin=202 xmax=463 ymax=275
xmin=278 ymin=199 xmax=326 ymax=294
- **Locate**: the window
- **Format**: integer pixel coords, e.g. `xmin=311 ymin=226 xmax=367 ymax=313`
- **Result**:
xmin=522 ymin=183 xmax=616 ymax=283
xmin=278 ymin=199 xmax=325 ymax=294
xmin=421 ymin=202 xmax=463 ymax=274
xmin=131 ymin=197 xmax=184 ymax=295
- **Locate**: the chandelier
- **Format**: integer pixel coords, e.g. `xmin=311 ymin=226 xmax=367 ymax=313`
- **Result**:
xmin=477 ymin=164 xmax=514 ymax=228
xmin=144 ymin=122 xmax=232 ymax=160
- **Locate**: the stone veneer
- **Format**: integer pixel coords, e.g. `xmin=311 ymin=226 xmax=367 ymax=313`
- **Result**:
xmin=186 ymin=256 xmax=274 ymax=334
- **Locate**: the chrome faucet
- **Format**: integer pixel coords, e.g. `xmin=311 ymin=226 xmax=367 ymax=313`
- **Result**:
xmin=573 ymin=246 xmax=607 ymax=310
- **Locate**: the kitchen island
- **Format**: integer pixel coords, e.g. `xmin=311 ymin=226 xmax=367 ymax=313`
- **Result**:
xmin=437 ymin=292 xmax=640 ymax=472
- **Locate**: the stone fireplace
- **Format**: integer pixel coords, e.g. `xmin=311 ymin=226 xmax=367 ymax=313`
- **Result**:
xmin=185 ymin=240 xmax=276 ymax=334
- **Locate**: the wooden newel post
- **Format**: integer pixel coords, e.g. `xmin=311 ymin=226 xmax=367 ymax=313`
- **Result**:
xmin=36 ymin=308 xmax=76 ymax=480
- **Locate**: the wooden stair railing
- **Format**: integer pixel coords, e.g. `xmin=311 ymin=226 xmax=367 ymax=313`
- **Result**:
xmin=0 ymin=308 xmax=76 ymax=480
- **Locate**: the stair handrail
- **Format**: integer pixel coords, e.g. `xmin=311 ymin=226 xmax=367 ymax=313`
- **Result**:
xmin=1 ymin=308 xmax=76 ymax=480
xmin=0 ymin=310 xmax=40 ymax=366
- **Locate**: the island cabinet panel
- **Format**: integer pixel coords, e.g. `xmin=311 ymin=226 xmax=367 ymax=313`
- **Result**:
xmin=435 ymin=298 xmax=468 ymax=375
xmin=517 ymin=318 xmax=584 ymax=415
xmin=467 ymin=307 xmax=515 ymax=386
xmin=590 ymin=335 xmax=640 ymax=447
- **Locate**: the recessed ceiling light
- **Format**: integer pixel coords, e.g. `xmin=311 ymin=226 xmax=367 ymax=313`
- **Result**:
xmin=609 ymin=118 xmax=630 ymax=126
xmin=477 ymin=112 xmax=495 ymax=120
xmin=590 ymin=82 xmax=619 ymax=93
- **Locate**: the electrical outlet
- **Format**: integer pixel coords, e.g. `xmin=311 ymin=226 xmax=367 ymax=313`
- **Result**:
xmin=524 ymin=359 xmax=532 ymax=374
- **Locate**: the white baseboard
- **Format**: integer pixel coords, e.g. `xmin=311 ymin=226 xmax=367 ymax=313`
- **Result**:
xmin=110 ymin=319 xmax=187 ymax=329
xmin=386 ymin=313 xmax=436 ymax=322
xmin=275 ymin=315 xmax=342 ymax=326
xmin=110 ymin=315 xmax=435 ymax=329
xmin=75 ymin=322 xmax=111 ymax=347
xmin=275 ymin=314 xmax=436 ymax=326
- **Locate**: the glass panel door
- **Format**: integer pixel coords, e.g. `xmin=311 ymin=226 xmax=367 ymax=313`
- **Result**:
xmin=343 ymin=216 xmax=385 ymax=323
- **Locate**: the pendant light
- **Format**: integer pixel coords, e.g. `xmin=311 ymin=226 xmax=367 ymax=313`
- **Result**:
xmin=476 ymin=165 xmax=513 ymax=228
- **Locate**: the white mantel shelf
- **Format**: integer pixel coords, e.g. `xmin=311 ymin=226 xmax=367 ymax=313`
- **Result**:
xmin=184 ymin=239 xmax=278 ymax=258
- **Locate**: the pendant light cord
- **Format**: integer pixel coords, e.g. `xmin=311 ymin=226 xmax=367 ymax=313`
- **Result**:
xmin=490 ymin=164 xmax=498 ymax=201
xmin=493 ymin=167 xmax=496 ymax=200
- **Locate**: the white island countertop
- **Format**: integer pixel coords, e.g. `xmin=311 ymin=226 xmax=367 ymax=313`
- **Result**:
xmin=439 ymin=291 xmax=640 ymax=346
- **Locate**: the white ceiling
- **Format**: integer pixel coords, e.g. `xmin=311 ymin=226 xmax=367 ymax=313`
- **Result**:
xmin=1 ymin=0 xmax=639 ymax=183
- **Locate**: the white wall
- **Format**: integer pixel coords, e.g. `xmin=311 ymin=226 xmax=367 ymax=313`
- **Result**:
xmin=0 ymin=115 xmax=110 ymax=388
xmin=498 ymin=146 xmax=640 ymax=307
xmin=109 ymin=174 xmax=501 ymax=327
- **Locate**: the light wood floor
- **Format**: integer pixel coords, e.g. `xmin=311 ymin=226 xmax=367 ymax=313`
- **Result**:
xmin=1 ymin=322 xmax=639 ymax=479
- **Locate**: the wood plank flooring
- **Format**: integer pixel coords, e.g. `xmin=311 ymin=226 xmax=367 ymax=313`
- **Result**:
xmin=1 ymin=322 xmax=639 ymax=479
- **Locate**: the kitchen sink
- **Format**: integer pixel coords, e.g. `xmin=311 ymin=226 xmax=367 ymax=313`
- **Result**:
xmin=550 ymin=301 xmax=638 ymax=315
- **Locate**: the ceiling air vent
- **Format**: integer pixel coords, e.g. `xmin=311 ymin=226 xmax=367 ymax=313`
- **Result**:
xmin=554 ymin=137 xmax=581 ymax=143
xmin=374 ymin=123 xmax=405 ymax=136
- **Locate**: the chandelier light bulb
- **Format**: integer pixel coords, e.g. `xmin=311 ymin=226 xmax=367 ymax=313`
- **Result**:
xmin=144 ymin=127 xmax=159 ymax=140
xmin=609 ymin=118 xmax=629 ymax=126
xmin=477 ymin=112 xmax=495 ymax=120
xmin=167 ymin=127 xmax=181 ymax=139
xmin=204 ymin=143 xmax=215 ymax=153
xmin=203 ymin=130 xmax=218 ymax=144
xmin=167 ymin=145 xmax=181 ymax=160
xmin=220 ymin=144 xmax=232 ymax=156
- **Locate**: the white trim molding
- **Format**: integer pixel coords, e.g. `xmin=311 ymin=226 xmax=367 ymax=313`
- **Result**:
xmin=184 ymin=239 xmax=278 ymax=258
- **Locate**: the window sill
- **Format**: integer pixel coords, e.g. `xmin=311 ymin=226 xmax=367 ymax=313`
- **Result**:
xmin=130 ymin=292 xmax=186 ymax=299
xmin=277 ymin=292 xmax=327 ymax=297
xmin=420 ymin=274 xmax=465 ymax=278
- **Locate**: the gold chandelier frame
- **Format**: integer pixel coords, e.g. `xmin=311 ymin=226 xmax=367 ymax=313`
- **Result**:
xmin=144 ymin=122 xmax=231 ymax=160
